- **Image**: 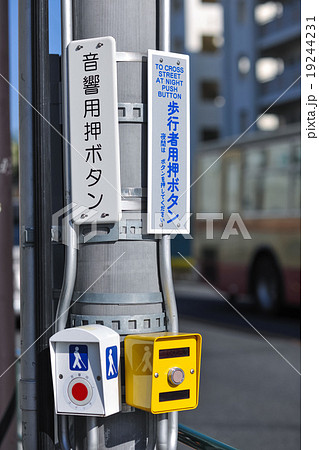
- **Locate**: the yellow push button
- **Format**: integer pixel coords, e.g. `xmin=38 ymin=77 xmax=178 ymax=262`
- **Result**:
xmin=168 ymin=367 xmax=184 ymax=386
xmin=124 ymin=332 xmax=202 ymax=414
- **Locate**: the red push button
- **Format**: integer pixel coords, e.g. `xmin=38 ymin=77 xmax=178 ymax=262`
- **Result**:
xmin=72 ymin=382 xmax=88 ymax=402
xmin=68 ymin=378 xmax=92 ymax=406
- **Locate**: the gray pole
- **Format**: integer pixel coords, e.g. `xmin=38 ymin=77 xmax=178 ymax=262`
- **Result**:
xmin=20 ymin=0 xmax=55 ymax=447
xmin=32 ymin=1 xmax=55 ymax=448
xmin=70 ymin=1 xmax=160 ymax=448
xmin=0 ymin=1 xmax=17 ymax=448
xmin=19 ymin=0 xmax=38 ymax=448
xmin=157 ymin=3 xmax=178 ymax=448
xmin=56 ymin=0 xmax=176 ymax=449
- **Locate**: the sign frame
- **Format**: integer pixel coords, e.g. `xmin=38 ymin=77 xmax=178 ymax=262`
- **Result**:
xmin=67 ymin=36 xmax=122 ymax=225
xmin=147 ymin=49 xmax=190 ymax=234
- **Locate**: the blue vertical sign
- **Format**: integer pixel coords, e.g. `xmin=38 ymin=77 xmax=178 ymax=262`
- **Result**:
xmin=147 ymin=50 xmax=190 ymax=234
xmin=106 ymin=346 xmax=118 ymax=380
xmin=69 ymin=344 xmax=88 ymax=371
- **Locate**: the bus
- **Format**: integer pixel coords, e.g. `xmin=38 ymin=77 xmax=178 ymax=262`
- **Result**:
xmin=193 ymin=125 xmax=300 ymax=313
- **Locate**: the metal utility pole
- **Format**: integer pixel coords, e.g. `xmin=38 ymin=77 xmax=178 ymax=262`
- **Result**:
xmin=19 ymin=0 xmax=37 ymax=446
xmin=62 ymin=1 xmax=177 ymax=448
xmin=0 ymin=0 xmax=17 ymax=448
xmin=19 ymin=0 xmax=54 ymax=448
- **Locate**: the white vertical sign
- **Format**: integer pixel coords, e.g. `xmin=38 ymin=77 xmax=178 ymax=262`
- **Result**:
xmin=67 ymin=36 xmax=121 ymax=224
xmin=147 ymin=50 xmax=190 ymax=234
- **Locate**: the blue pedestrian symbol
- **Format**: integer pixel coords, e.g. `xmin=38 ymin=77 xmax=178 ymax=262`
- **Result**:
xmin=69 ymin=344 xmax=88 ymax=371
xmin=106 ymin=346 xmax=118 ymax=380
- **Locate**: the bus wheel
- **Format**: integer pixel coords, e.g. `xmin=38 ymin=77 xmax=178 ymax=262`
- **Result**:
xmin=252 ymin=256 xmax=282 ymax=314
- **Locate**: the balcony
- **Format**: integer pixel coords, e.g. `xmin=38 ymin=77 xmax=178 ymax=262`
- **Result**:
xmin=258 ymin=1 xmax=301 ymax=49
xmin=258 ymin=63 xmax=301 ymax=107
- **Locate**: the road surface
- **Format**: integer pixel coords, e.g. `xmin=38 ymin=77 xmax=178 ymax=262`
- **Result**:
xmin=175 ymin=281 xmax=300 ymax=450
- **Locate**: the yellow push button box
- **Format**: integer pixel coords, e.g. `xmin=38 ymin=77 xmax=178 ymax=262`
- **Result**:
xmin=124 ymin=332 xmax=201 ymax=414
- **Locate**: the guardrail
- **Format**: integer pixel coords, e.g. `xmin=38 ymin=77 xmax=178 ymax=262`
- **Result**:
xmin=178 ymin=424 xmax=239 ymax=450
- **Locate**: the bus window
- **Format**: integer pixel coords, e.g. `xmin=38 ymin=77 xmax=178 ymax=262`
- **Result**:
xmin=243 ymin=149 xmax=264 ymax=212
xmin=293 ymin=143 xmax=301 ymax=164
xmin=291 ymin=143 xmax=301 ymax=211
xmin=267 ymin=143 xmax=291 ymax=168
xmin=245 ymin=148 xmax=265 ymax=169
xmin=292 ymin=173 xmax=301 ymax=210
xmin=225 ymin=157 xmax=241 ymax=213
xmin=243 ymin=175 xmax=263 ymax=211
xmin=198 ymin=156 xmax=222 ymax=212
xmin=263 ymin=172 xmax=290 ymax=211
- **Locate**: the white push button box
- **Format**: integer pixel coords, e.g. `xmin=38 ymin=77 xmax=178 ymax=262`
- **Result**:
xmin=49 ymin=325 xmax=121 ymax=417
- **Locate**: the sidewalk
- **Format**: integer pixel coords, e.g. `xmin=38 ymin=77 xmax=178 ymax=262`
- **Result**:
xmin=174 ymin=279 xmax=224 ymax=303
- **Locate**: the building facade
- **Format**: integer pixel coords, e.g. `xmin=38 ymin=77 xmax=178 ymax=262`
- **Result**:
xmin=222 ymin=0 xmax=301 ymax=136
xmin=171 ymin=0 xmax=301 ymax=141
xmin=171 ymin=0 xmax=224 ymax=158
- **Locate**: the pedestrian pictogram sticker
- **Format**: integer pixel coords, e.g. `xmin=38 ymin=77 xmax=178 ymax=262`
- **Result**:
xmin=106 ymin=346 xmax=118 ymax=380
xmin=135 ymin=345 xmax=153 ymax=375
xmin=69 ymin=344 xmax=88 ymax=371
xmin=131 ymin=344 xmax=153 ymax=375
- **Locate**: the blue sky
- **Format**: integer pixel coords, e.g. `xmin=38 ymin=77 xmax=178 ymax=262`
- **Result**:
xmin=9 ymin=0 xmax=61 ymax=140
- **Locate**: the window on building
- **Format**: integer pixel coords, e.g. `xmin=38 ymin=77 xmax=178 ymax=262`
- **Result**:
xmin=172 ymin=0 xmax=183 ymax=11
xmin=214 ymin=96 xmax=226 ymax=108
xmin=201 ymin=81 xmax=219 ymax=100
xmin=238 ymin=55 xmax=251 ymax=75
xmin=257 ymin=114 xmax=280 ymax=131
xmin=255 ymin=2 xmax=283 ymax=25
xmin=256 ymin=57 xmax=284 ymax=82
xmin=201 ymin=128 xmax=219 ymax=141
xmin=202 ymin=35 xmax=218 ymax=52
xmin=173 ymin=37 xmax=183 ymax=52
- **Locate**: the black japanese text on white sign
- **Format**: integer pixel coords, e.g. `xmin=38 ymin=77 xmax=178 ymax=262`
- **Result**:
xmin=67 ymin=36 xmax=121 ymax=224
